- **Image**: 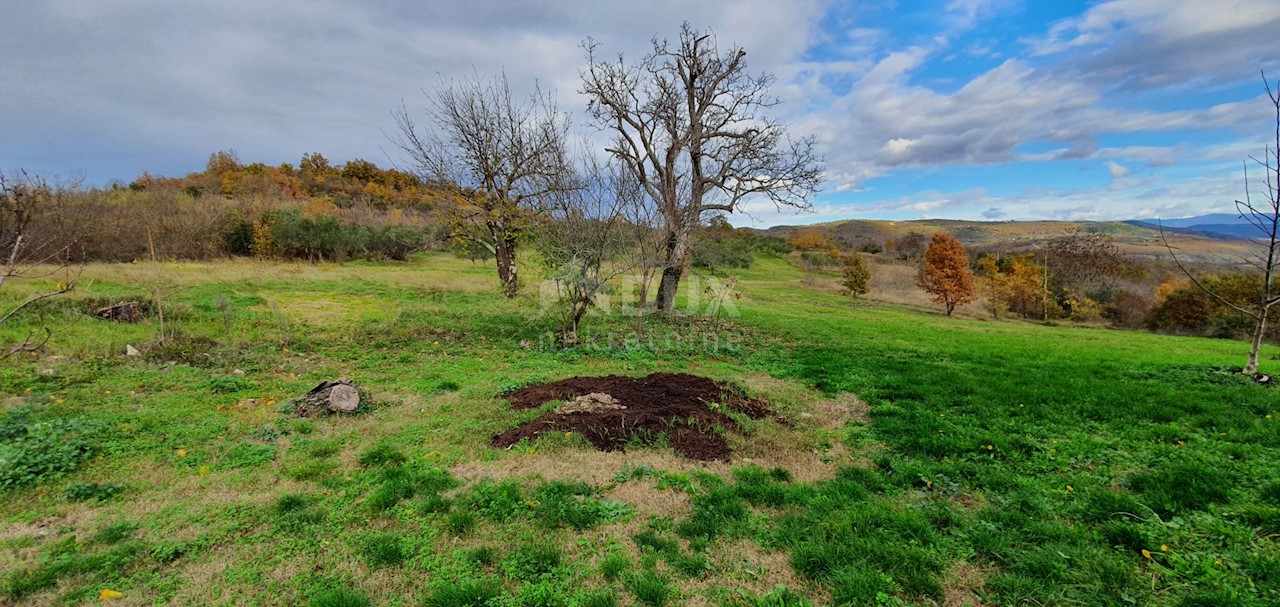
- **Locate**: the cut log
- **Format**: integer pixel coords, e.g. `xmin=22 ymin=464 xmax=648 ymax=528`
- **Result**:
xmin=292 ymin=379 xmax=363 ymax=416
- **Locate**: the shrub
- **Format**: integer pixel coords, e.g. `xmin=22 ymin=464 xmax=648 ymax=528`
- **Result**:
xmin=840 ymin=253 xmax=871 ymax=299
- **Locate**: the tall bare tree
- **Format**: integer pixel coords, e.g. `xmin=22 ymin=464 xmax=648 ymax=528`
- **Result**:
xmin=0 ymin=172 xmax=77 ymax=358
xmin=392 ymin=74 xmax=569 ymax=298
xmin=580 ymin=23 xmax=822 ymax=313
xmin=1163 ymin=74 xmax=1280 ymax=376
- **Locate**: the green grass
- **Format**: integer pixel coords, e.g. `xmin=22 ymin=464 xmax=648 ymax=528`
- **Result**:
xmin=0 ymin=254 xmax=1277 ymax=605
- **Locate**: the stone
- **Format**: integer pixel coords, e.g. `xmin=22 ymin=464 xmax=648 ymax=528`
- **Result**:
xmin=125 ymin=344 xmax=140 ymax=356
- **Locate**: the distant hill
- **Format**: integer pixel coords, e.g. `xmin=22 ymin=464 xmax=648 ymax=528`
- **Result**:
xmin=747 ymin=217 xmax=1255 ymax=265
xmin=1125 ymin=213 xmax=1257 ymax=240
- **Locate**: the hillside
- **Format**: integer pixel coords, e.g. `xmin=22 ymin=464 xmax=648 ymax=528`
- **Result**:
xmin=0 ymin=255 xmax=1277 ymax=606
xmin=751 ymin=218 xmax=1256 ymax=265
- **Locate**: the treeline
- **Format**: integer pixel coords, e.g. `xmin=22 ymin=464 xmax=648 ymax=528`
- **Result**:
xmin=28 ymin=151 xmax=449 ymax=262
xmin=785 ymin=225 xmax=1268 ymax=340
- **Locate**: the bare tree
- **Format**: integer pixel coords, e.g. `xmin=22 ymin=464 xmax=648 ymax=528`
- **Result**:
xmin=392 ymin=73 xmax=569 ymax=298
xmin=1162 ymin=73 xmax=1280 ymax=376
xmin=0 ymin=172 xmax=77 ymax=358
xmin=580 ymin=23 xmax=822 ymax=313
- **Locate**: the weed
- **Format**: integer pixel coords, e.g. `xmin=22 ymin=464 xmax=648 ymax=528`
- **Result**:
xmin=575 ymin=590 xmax=619 ymax=607
xmin=64 ymin=481 xmax=125 ymax=502
xmin=1129 ymin=458 xmax=1233 ymax=516
xmin=502 ymin=542 xmax=564 ymax=580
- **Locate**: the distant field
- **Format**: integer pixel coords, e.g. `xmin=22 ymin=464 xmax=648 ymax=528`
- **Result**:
xmin=1 ymin=254 xmax=1277 ymax=606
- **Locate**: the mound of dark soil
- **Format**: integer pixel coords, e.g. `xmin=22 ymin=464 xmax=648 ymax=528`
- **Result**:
xmin=492 ymin=373 xmax=775 ymax=461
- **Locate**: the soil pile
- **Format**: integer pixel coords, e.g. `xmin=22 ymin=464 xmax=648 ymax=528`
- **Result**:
xmin=492 ymin=373 xmax=775 ymax=461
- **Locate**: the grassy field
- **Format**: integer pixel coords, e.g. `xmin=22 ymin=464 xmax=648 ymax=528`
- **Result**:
xmin=0 ymin=253 xmax=1277 ymax=607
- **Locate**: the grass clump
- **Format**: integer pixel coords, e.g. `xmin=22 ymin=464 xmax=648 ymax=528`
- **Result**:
xmin=445 ymin=510 xmax=476 ymax=535
xmin=0 ymin=418 xmax=95 ymax=489
xmin=534 ymin=481 xmax=633 ymax=530
xmin=1128 ymin=458 xmax=1234 ymax=516
xmin=624 ymin=571 xmax=675 ymax=607
xmin=361 ymin=532 xmax=407 ymax=567
xmin=309 ymin=587 xmax=370 ymax=607
xmin=358 ymin=442 xmax=407 ymax=468
xmin=420 ymin=578 xmax=501 ymax=607
xmin=273 ymin=493 xmax=326 ymax=530
xmin=598 ymin=552 xmax=631 ymax=582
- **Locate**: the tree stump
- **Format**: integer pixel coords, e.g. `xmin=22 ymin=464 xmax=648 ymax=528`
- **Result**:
xmin=96 ymin=302 xmax=144 ymax=323
xmin=292 ymin=380 xmax=361 ymax=416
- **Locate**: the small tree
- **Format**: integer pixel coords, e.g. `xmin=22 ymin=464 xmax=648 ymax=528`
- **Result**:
xmin=392 ymin=74 xmax=569 ymax=298
xmin=840 ymin=252 xmax=871 ymax=300
xmin=532 ymin=156 xmax=635 ymax=346
xmin=1162 ymin=74 xmax=1280 ymax=375
xmin=917 ymin=233 xmax=976 ymax=316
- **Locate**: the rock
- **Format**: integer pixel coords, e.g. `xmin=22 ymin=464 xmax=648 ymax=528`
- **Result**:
xmin=232 ymin=368 xmax=246 ymax=376
xmin=125 ymin=344 xmax=140 ymax=356
xmin=555 ymin=392 xmax=626 ymax=415
xmin=38 ymin=368 xmax=56 ymax=376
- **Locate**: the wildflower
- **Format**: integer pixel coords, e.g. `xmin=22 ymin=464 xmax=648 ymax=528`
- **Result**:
xmin=99 ymin=589 xmax=124 ymax=600
xmin=176 ymin=449 xmax=187 ymax=457
xmin=1141 ymin=549 xmax=1152 ymax=559
xmin=565 ymin=432 xmax=573 ymax=438
xmin=104 ymin=390 xmax=112 ymax=396
xmin=526 ymin=500 xmax=538 ymax=509
xmin=986 ymin=445 xmax=994 ymax=451
xmin=1160 ymin=545 xmax=1168 ymax=552
xmin=1066 ymin=485 xmax=1074 ymax=492
xmin=53 ymin=398 xmax=64 ymax=404
xmin=197 ymin=465 xmax=210 ymax=475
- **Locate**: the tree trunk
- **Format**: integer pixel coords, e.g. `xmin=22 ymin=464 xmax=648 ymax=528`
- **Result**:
xmin=1246 ymin=309 xmax=1268 ymax=375
xmin=656 ymin=225 xmax=693 ymax=313
xmin=494 ymin=234 xmax=519 ymax=298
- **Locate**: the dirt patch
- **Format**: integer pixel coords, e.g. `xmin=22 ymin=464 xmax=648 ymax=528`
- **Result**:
xmin=492 ymin=373 xmax=775 ymax=461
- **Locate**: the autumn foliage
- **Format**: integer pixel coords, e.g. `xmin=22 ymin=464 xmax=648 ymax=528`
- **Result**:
xmin=917 ymin=233 xmax=977 ymax=316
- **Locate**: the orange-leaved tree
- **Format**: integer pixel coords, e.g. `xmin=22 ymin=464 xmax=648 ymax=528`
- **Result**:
xmin=917 ymin=232 xmax=976 ymax=316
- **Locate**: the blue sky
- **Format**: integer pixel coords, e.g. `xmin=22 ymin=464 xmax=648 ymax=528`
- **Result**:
xmin=3 ymin=0 xmax=1279 ymax=226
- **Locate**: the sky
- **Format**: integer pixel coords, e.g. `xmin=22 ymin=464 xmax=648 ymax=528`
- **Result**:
xmin=3 ymin=0 xmax=1280 ymax=227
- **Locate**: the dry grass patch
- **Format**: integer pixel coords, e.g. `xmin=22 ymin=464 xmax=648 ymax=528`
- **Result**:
xmin=942 ymin=561 xmax=990 ymax=607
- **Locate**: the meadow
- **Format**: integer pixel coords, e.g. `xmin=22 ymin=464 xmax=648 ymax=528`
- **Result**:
xmin=0 ymin=252 xmax=1277 ymax=607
